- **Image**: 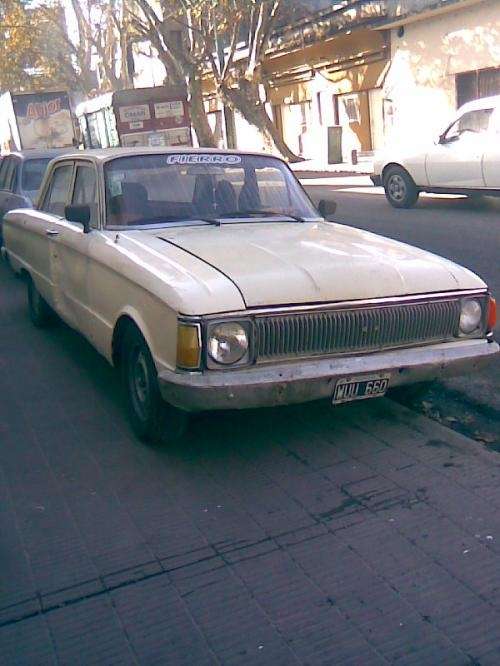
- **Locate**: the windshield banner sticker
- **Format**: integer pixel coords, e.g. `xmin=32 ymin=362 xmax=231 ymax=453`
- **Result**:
xmin=166 ymin=154 xmax=242 ymax=165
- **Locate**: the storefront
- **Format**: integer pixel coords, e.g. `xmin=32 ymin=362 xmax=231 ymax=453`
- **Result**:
xmin=264 ymin=29 xmax=390 ymax=162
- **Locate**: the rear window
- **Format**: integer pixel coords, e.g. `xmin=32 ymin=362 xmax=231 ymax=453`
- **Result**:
xmin=22 ymin=159 xmax=50 ymax=192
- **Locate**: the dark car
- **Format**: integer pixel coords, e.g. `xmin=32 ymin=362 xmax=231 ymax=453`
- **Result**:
xmin=0 ymin=150 xmax=71 ymax=243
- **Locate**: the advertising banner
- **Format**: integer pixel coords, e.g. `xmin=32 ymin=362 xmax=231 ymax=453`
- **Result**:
xmin=114 ymin=90 xmax=191 ymax=146
xmin=12 ymin=92 xmax=74 ymax=149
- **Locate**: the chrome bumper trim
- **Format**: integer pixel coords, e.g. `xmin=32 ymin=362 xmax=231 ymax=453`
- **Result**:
xmin=158 ymin=338 xmax=499 ymax=412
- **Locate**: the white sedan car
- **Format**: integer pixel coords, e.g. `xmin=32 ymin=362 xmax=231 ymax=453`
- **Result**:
xmin=372 ymin=95 xmax=500 ymax=208
xmin=2 ymin=148 xmax=498 ymax=444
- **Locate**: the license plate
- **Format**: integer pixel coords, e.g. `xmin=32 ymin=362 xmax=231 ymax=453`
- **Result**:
xmin=332 ymin=373 xmax=391 ymax=405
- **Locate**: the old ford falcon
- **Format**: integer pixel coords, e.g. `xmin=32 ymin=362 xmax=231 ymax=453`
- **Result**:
xmin=2 ymin=148 xmax=498 ymax=444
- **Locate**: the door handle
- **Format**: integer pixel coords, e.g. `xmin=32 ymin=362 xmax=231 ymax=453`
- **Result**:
xmin=45 ymin=229 xmax=59 ymax=236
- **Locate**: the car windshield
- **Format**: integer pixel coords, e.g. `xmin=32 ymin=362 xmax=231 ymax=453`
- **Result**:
xmin=104 ymin=153 xmax=320 ymax=228
xmin=22 ymin=158 xmax=51 ymax=193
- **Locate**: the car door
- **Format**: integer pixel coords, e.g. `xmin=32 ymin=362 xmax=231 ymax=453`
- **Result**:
xmin=31 ymin=162 xmax=76 ymax=308
xmin=482 ymin=107 xmax=500 ymax=188
xmin=49 ymin=161 xmax=100 ymax=333
xmin=425 ymin=107 xmax=493 ymax=189
xmin=0 ymin=158 xmax=23 ymax=234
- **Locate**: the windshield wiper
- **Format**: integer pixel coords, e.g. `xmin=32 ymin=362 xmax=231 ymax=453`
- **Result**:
xmin=125 ymin=216 xmax=221 ymax=227
xmin=218 ymin=209 xmax=306 ymax=222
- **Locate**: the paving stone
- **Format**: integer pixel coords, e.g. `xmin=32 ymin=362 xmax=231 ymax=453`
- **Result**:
xmin=0 ymin=616 xmax=56 ymax=665
xmin=2 ymin=261 xmax=500 ymax=662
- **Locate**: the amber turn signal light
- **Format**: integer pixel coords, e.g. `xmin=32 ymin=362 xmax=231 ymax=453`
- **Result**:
xmin=177 ymin=323 xmax=201 ymax=369
xmin=487 ymin=296 xmax=497 ymax=332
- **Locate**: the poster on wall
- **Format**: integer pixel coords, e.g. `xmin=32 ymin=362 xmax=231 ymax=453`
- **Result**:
xmin=12 ymin=92 xmax=75 ymax=149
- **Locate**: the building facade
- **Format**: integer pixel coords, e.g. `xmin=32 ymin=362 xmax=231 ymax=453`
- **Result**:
xmin=379 ymin=0 xmax=500 ymax=147
xmin=257 ymin=1 xmax=389 ymax=163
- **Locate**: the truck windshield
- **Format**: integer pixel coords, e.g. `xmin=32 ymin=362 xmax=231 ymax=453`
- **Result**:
xmin=22 ymin=158 xmax=51 ymax=193
xmin=104 ymin=153 xmax=319 ymax=228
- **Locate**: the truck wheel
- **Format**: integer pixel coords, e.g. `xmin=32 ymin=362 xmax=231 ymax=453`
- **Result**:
xmin=122 ymin=325 xmax=187 ymax=445
xmin=384 ymin=167 xmax=419 ymax=209
xmin=27 ymin=276 xmax=53 ymax=327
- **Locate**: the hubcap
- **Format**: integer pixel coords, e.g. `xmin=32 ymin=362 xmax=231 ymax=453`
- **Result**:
xmin=130 ymin=348 xmax=151 ymax=421
xmin=388 ymin=174 xmax=406 ymax=202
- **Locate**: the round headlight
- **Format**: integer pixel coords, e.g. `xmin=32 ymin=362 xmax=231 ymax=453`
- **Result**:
xmin=459 ymin=299 xmax=482 ymax=334
xmin=208 ymin=322 xmax=249 ymax=365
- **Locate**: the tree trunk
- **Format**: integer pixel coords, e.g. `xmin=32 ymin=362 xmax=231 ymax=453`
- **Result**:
xmin=189 ymin=71 xmax=217 ymax=148
xmin=220 ymin=80 xmax=303 ymax=163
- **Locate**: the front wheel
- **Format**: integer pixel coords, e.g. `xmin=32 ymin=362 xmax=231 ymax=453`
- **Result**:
xmin=27 ymin=276 xmax=53 ymax=327
xmin=122 ymin=326 xmax=188 ymax=445
xmin=384 ymin=167 xmax=420 ymax=209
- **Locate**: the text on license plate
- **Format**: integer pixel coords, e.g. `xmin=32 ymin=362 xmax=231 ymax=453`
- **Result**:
xmin=332 ymin=373 xmax=391 ymax=405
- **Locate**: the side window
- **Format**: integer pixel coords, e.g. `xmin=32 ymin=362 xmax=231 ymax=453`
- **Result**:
xmin=72 ymin=165 xmax=99 ymax=228
xmin=42 ymin=164 xmax=73 ymax=216
xmin=10 ymin=162 xmax=18 ymax=192
xmin=0 ymin=159 xmax=10 ymax=190
xmin=448 ymin=108 xmax=494 ymax=140
xmin=0 ymin=158 xmax=14 ymax=191
xmin=458 ymin=108 xmax=493 ymax=133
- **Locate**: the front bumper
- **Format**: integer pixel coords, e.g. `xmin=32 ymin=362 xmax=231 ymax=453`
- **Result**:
xmin=158 ymin=338 xmax=499 ymax=412
xmin=370 ymin=174 xmax=382 ymax=187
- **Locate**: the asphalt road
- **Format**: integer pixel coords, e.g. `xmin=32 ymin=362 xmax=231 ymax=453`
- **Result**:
xmin=2 ymin=259 xmax=500 ymax=664
xmin=305 ymin=179 xmax=500 ymax=437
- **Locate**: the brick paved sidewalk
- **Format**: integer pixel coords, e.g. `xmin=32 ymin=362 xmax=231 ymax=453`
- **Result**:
xmin=1 ymin=262 xmax=500 ymax=665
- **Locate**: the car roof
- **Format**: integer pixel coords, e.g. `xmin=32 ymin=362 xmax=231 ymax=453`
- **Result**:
xmin=457 ymin=95 xmax=500 ymax=114
xmin=4 ymin=148 xmax=74 ymax=161
xmin=50 ymin=146 xmax=282 ymax=164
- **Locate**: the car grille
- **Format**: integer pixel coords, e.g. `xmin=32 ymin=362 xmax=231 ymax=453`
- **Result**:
xmin=254 ymin=299 xmax=461 ymax=361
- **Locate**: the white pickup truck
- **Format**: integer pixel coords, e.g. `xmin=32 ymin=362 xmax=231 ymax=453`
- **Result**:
xmin=372 ymin=95 xmax=500 ymax=208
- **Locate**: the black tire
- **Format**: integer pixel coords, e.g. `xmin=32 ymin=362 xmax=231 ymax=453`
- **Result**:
xmin=27 ymin=276 xmax=53 ymax=327
xmin=383 ymin=167 xmax=419 ymax=209
xmin=121 ymin=325 xmax=187 ymax=445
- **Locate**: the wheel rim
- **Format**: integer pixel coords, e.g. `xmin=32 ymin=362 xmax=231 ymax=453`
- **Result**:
xmin=387 ymin=174 xmax=407 ymax=202
xmin=129 ymin=347 xmax=152 ymax=422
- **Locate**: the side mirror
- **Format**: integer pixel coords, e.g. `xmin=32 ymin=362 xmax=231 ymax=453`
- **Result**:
xmin=65 ymin=204 xmax=91 ymax=233
xmin=439 ymin=133 xmax=459 ymax=145
xmin=318 ymin=199 xmax=337 ymax=220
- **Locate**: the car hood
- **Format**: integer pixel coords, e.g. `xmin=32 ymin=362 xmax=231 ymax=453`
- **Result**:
xmin=156 ymin=222 xmax=485 ymax=308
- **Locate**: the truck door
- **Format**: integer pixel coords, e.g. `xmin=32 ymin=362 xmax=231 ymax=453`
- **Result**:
xmin=482 ymin=107 xmax=500 ymax=189
xmin=425 ymin=108 xmax=492 ymax=189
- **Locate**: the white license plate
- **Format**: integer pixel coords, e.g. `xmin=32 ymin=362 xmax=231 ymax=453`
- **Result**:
xmin=332 ymin=373 xmax=391 ymax=405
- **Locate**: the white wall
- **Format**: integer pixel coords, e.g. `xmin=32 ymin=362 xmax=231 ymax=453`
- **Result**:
xmin=233 ymin=108 xmax=275 ymax=154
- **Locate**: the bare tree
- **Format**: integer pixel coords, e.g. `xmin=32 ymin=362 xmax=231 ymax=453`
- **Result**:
xmin=128 ymin=0 xmax=301 ymax=159
xmin=189 ymin=0 xmax=302 ymax=161
xmin=39 ymin=0 xmax=135 ymax=95
xmin=129 ymin=0 xmax=217 ymax=147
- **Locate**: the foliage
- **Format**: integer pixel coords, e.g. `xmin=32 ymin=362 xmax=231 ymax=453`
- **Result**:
xmin=0 ymin=0 xmax=74 ymax=92
xmin=0 ymin=0 xmax=137 ymax=95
